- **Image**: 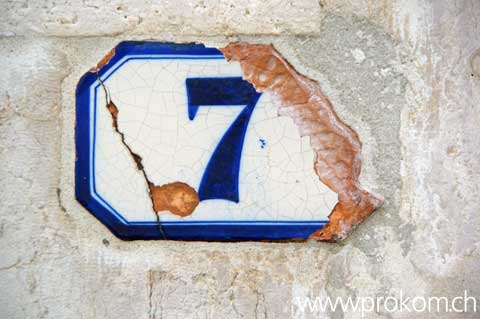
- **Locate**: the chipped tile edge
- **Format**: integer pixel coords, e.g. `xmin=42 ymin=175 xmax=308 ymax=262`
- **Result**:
xmin=221 ymin=42 xmax=384 ymax=242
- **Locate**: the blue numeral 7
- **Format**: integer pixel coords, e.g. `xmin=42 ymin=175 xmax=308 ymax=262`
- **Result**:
xmin=186 ymin=77 xmax=262 ymax=203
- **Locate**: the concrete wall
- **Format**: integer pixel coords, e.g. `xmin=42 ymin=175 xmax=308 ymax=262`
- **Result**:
xmin=1 ymin=0 xmax=479 ymax=318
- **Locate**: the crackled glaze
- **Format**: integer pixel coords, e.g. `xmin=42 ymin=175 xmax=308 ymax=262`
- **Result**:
xmin=75 ymin=41 xmax=382 ymax=240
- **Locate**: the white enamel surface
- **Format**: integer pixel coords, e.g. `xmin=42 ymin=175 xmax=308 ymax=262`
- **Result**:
xmin=93 ymin=56 xmax=337 ymax=222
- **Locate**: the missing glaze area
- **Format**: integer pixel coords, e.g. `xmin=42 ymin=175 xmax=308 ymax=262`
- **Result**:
xmin=149 ymin=182 xmax=199 ymax=217
xmin=221 ymin=43 xmax=383 ymax=241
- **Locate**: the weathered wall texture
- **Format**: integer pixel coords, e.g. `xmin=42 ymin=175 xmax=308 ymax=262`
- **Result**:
xmin=0 ymin=0 xmax=479 ymax=318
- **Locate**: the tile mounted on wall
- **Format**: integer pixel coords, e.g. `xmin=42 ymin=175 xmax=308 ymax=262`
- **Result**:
xmin=75 ymin=41 xmax=383 ymax=241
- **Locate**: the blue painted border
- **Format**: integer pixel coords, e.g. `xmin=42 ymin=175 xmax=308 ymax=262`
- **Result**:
xmin=75 ymin=41 xmax=327 ymax=241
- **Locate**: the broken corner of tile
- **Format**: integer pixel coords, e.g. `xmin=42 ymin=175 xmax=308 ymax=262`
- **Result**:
xmin=75 ymin=41 xmax=384 ymax=242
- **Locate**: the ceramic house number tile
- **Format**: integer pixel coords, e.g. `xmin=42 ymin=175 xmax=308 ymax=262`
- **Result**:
xmin=76 ymin=41 xmax=383 ymax=241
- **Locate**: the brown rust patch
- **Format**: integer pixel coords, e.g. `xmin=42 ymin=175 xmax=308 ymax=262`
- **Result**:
xmin=149 ymin=182 xmax=200 ymax=217
xmin=221 ymin=43 xmax=384 ymax=241
xmin=90 ymin=47 xmax=116 ymax=73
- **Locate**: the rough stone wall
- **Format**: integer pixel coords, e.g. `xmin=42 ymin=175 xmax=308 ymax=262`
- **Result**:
xmin=0 ymin=0 xmax=479 ymax=318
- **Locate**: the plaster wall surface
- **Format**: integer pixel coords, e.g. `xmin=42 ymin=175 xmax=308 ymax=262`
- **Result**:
xmin=0 ymin=0 xmax=479 ymax=318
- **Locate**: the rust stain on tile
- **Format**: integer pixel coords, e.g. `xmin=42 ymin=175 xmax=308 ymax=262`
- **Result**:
xmin=90 ymin=47 xmax=116 ymax=73
xmin=149 ymin=182 xmax=200 ymax=217
xmin=221 ymin=43 xmax=384 ymax=241
xmin=106 ymin=100 xmax=119 ymax=126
